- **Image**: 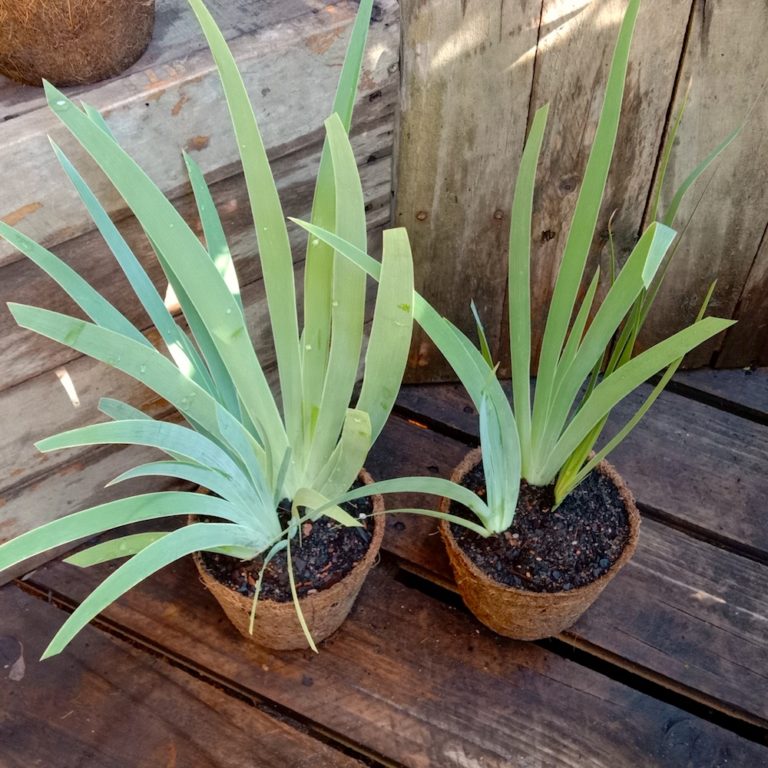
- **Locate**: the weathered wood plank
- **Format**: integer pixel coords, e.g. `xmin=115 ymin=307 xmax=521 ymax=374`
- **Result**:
xmin=395 ymin=381 xmax=768 ymax=555
xmin=24 ymin=552 xmax=768 ymax=767
xmin=0 ymin=585 xmax=362 ymax=767
xmin=0 ymin=0 xmax=398 ymax=264
xmin=716 ymin=230 xmax=768 ymax=369
xmin=641 ymin=0 xmax=768 ymax=367
xmin=0 ymin=0 xmax=347 ymax=121
xmin=394 ymin=0 xmax=541 ymax=381
xmin=673 ymin=367 xmax=768 ymax=422
xmin=367 ymin=414 xmax=768 ymax=725
xmin=0 ymin=142 xmax=392 ymax=391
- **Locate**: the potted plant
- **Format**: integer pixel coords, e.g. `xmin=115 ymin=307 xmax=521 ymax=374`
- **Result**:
xmin=0 ymin=0 xmax=492 ymax=658
xmin=296 ymin=0 xmax=736 ymax=640
xmin=0 ymin=0 xmax=155 ymax=86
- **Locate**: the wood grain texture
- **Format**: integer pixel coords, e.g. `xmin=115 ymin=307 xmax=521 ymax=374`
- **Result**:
xmin=0 ymin=0 xmax=398 ymax=264
xmin=640 ymin=0 xmax=768 ymax=367
xmin=395 ymin=0 xmax=542 ymax=381
xmin=673 ymin=367 xmax=768 ymax=420
xmin=23 ymin=552 xmax=768 ymax=767
xmin=395 ymin=381 xmax=768 ymax=554
xmin=0 ymin=0 xmax=345 ymax=120
xmin=716 ymin=227 xmax=768 ymax=368
xmin=0 ymin=585 xmax=362 ymax=768
xmin=366 ymin=413 xmax=768 ymax=725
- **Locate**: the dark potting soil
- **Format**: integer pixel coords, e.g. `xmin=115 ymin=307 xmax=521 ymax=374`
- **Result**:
xmin=201 ymin=491 xmax=374 ymax=603
xmin=449 ymin=463 xmax=631 ymax=593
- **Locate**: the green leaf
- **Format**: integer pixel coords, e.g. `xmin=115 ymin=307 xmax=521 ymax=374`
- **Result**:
xmin=0 ymin=492 xmax=244 ymax=575
xmin=48 ymin=140 xmax=213 ymax=392
xmin=470 ymin=301 xmax=494 ymax=367
xmin=313 ymin=408 xmax=371 ymax=500
xmin=319 ymin=476 xmax=493 ymax=535
xmin=555 ymin=280 xmax=720 ymax=502
xmin=36 ymin=419 xmax=271 ymax=523
xmin=9 ymin=304 xmax=270 ymax=479
xmin=185 ymin=0 xmax=302 ymax=448
xmin=292 ymin=486 xmax=362 ymax=529
xmin=65 ymin=533 xmax=170 ymax=567
xmin=0 ymin=222 xmax=147 ymax=346
xmin=661 ymin=124 xmax=741 ymax=227
xmin=531 ymin=0 xmax=640 ymax=467
xmin=355 ymin=228 xmax=415 ymax=444
xmin=150 ymin=239 xmax=242 ymax=419
xmin=285 ymin=535 xmax=317 ymax=653
xmin=304 ymin=114 xmax=367 ymax=478
xmin=43 ymin=81 xmax=287 ymax=468
xmin=107 ymin=460 xmax=253 ymax=512
xmin=42 ymin=522 xmax=258 ymax=658
xmin=557 ymin=266 xmax=601 ymax=376
xmin=302 ymin=0 xmax=374 ymax=439
xmin=544 ymin=316 xmax=734 ymax=478
xmin=537 ymin=223 xmax=676 ymax=477
xmin=183 ymin=151 xmax=243 ymax=314
xmin=508 ymin=103 xmax=548 ymax=467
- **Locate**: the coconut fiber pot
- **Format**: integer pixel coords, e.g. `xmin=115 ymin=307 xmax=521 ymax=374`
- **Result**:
xmin=439 ymin=448 xmax=640 ymax=640
xmin=193 ymin=470 xmax=385 ymax=650
xmin=0 ymin=0 xmax=155 ymax=87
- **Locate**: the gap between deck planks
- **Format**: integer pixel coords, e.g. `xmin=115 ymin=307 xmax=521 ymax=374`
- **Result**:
xmin=0 ymin=586 xmax=364 ymax=768
xmin=15 ymin=551 xmax=767 ymax=768
xmin=6 ymin=371 xmax=768 ymax=764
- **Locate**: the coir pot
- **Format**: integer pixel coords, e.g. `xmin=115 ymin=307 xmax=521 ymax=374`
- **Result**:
xmin=193 ymin=469 xmax=384 ymax=650
xmin=439 ymin=448 xmax=640 ymax=640
xmin=0 ymin=0 xmax=155 ymax=86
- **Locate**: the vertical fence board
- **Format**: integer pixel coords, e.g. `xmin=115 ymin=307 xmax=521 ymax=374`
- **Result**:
xmin=395 ymin=0 xmax=543 ymax=381
xmin=639 ymin=0 xmax=768 ymax=367
xmin=718 ymin=227 xmax=768 ymax=367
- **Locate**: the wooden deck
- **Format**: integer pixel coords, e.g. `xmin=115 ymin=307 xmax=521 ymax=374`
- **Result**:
xmin=2 ymin=369 xmax=767 ymax=767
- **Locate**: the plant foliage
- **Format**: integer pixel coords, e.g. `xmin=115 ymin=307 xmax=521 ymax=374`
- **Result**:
xmin=0 ymin=0 xmax=491 ymax=658
xmin=295 ymin=0 xmax=736 ymax=531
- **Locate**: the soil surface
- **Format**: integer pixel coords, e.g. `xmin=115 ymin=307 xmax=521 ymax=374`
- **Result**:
xmin=449 ymin=463 xmax=631 ymax=593
xmin=201 ymin=491 xmax=374 ymax=603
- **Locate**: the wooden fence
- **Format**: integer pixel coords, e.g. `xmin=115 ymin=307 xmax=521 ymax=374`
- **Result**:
xmin=396 ymin=0 xmax=768 ymax=380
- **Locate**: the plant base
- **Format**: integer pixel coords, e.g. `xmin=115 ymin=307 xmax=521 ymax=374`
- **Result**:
xmin=193 ymin=470 xmax=385 ymax=650
xmin=0 ymin=0 xmax=155 ymax=87
xmin=439 ymin=448 xmax=640 ymax=640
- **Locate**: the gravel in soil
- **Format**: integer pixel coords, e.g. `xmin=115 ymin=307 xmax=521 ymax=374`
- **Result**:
xmin=449 ymin=463 xmax=631 ymax=593
xmin=201 ymin=492 xmax=374 ymax=603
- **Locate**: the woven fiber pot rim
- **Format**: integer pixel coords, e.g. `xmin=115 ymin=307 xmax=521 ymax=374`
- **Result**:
xmin=439 ymin=447 xmax=640 ymax=601
xmin=191 ymin=468 xmax=385 ymax=649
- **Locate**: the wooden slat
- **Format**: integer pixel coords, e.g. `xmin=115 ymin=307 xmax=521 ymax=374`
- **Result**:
xmin=22 ymin=552 xmax=768 ymax=767
xmin=394 ymin=0 xmax=541 ymax=381
xmin=0 ymin=0 xmax=346 ymax=121
xmin=717 ymin=227 xmax=768 ymax=367
xmin=673 ymin=367 xmax=768 ymax=422
xmin=0 ymin=0 xmax=398 ymax=264
xmin=366 ymin=414 xmax=768 ymax=725
xmin=640 ymin=0 xmax=768 ymax=367
xmin=0 ymin=585 xmax=362 ymax=768
xmin=395 ymin=381 xmax=768 ymax=555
